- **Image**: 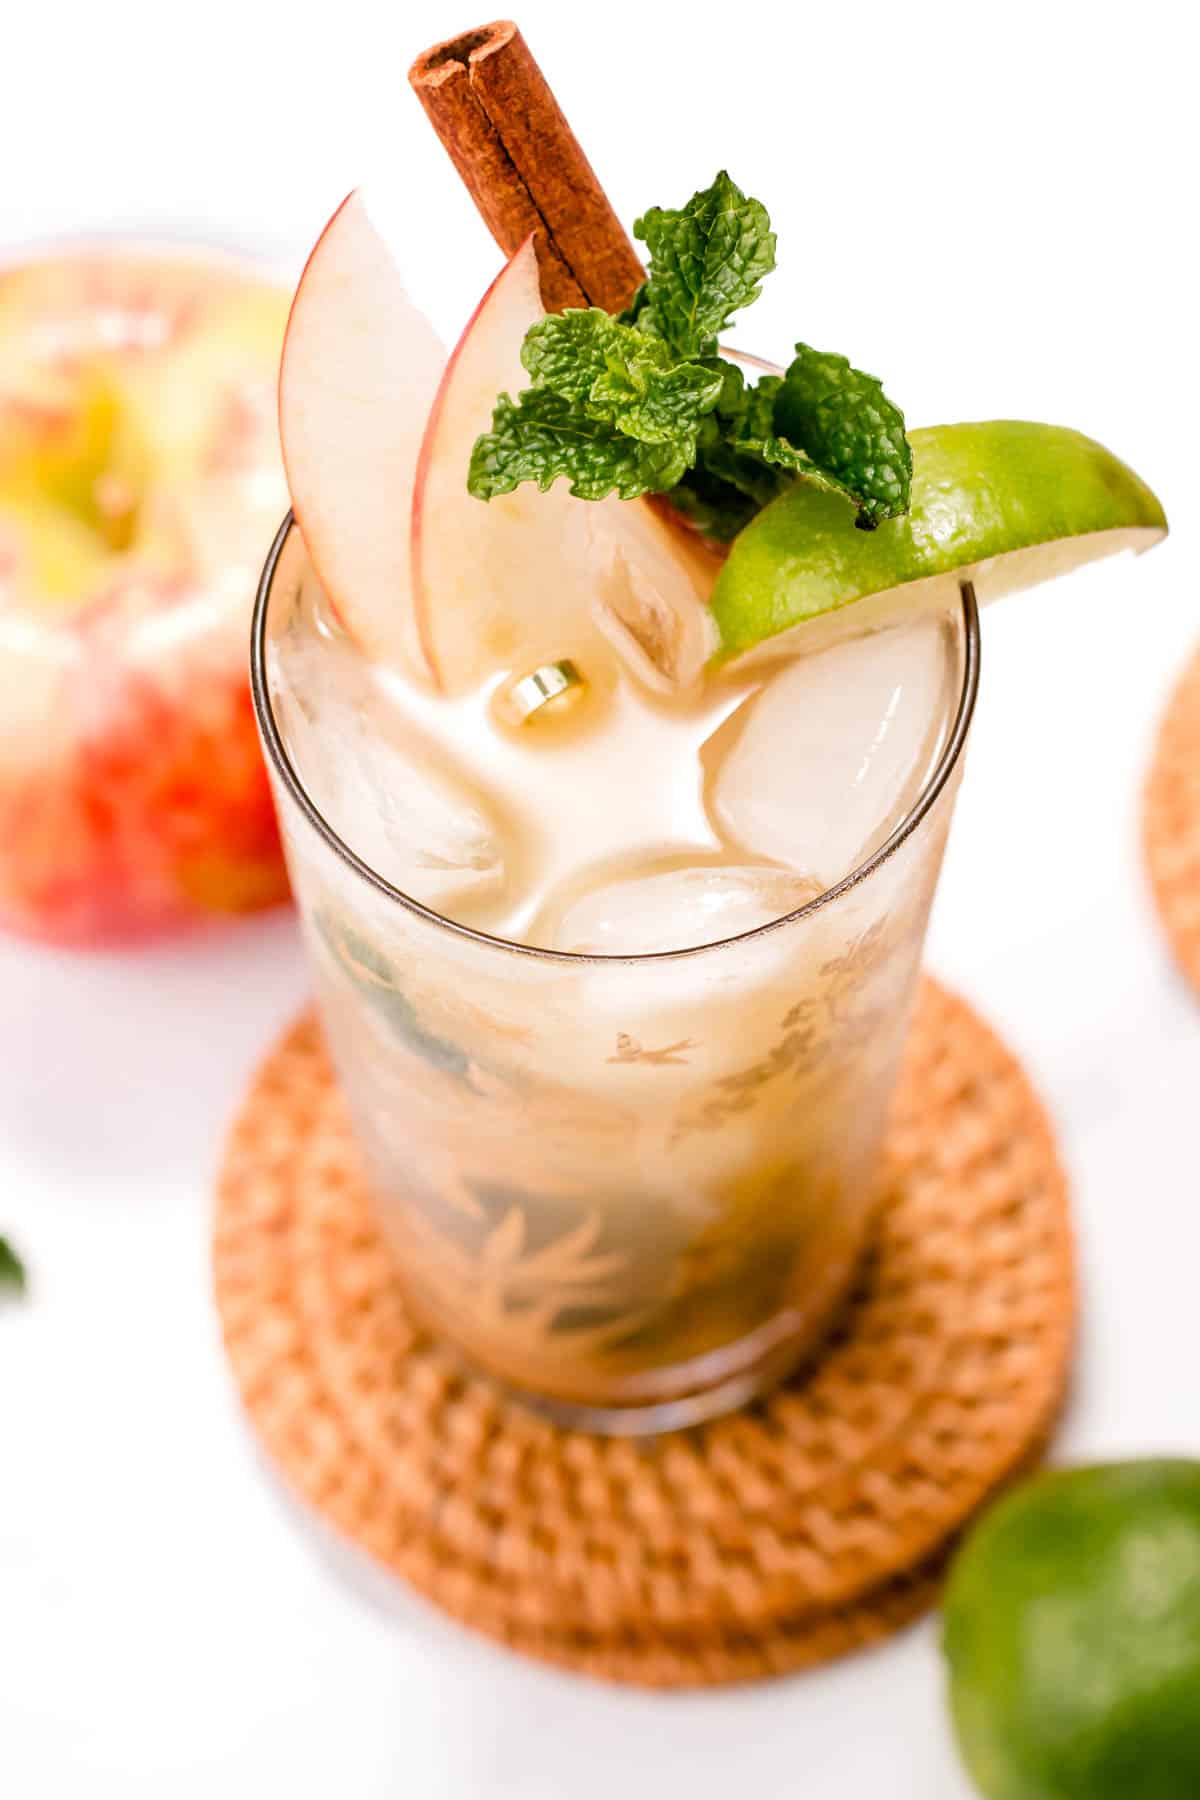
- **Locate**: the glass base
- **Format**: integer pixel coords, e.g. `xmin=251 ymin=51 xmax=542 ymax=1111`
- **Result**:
xmin=508 ymin=1347 xmax=809 ymax=1436
xmin=401 ymin=1247 xmax=868 ymax=1437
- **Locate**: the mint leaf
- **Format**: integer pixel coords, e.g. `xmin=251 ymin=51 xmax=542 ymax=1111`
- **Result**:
xmin=0 ymin=1234 xmax=26 ymax=1295
xmin=590 ymin=358 xmax=722 ymax=446
xmin=671 ymin=369 xmax=828 ymax=534
xmin=633 ymin=172 xmax=775 ymax=358
xmin=469 ymin=391 xmax=690 ymax=503
xmin=773 ymin=344 xmax=912 ymax=527
xmin=522 ymin=310 xmax=722 ymax=446
xmin=729 ymin=369 xmax=781 ymax=438
xmin=521 ymin=308 xmax=625 ymax=404
xmin=705 ymin=359 xmax=902 ymax=518
xmin=664 ymin=470 xmax=760 ymax=542
xmin=708 ymin=368 xmax=802 ymax=490
xmin=616 ymin=283 xmax=653 ymax=330
xmin=698 ymin=415 xmax=793 ymax=507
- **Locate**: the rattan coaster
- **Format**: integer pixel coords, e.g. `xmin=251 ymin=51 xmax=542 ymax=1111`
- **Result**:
xmin=1145 ymin=646 xmax=1200 ymax=992
xmin=214 ymin=978 xmax=1074 ymax=1688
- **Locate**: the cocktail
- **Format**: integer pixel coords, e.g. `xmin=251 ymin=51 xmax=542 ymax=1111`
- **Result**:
xmin=252 ymin=23 xmax=1164 ymax=1430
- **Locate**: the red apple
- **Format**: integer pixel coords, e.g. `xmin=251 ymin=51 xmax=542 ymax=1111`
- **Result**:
xmin=0 ymin=247 xmax=292 ymax=944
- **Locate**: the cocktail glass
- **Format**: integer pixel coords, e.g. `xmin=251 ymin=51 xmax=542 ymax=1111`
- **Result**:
xmin=251 ymin=514 xmax=979 ymax=1433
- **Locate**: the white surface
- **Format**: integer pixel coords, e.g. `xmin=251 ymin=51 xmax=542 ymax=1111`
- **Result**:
xmin=2 ymin=1 xmax=1198 ymax=1794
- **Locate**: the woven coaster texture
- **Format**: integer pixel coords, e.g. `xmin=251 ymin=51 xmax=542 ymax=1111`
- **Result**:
xmin=214 ymin=978 xmax=1074 ymax=1688
xmin=1145 ymin=646 xmax=1200 ymax=992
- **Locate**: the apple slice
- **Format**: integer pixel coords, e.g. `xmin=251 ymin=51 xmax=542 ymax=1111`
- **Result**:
xmin=410 ymin=236 xmax=604 ymax=692
xmin=411 ymin=237 xmax=717 ymax=695
xmin=581 ymin=494 xmax=720 ymax=694
xmin=278 ymin=191 xmax=445 ymax=682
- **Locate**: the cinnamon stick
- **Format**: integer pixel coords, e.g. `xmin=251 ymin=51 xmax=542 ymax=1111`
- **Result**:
xmin=408 ymin=21 xmax=643 ymax=315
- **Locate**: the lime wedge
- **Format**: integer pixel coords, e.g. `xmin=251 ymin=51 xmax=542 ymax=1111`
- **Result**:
xmin=710 ymin=420 xmax=1167 ymax=661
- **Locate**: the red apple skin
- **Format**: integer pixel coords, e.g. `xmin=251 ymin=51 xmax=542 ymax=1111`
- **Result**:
xmin=0 ymin=602 xmax=287 ymax=946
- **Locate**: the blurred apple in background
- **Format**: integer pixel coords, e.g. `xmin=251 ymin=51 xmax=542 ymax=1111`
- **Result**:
xmin=0 ymin=247 xmax=292 ymax=944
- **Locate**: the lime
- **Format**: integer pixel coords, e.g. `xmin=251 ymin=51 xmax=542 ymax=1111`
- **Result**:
xmin=710 ymin=421 xmax=1167 ymax=661
xmin=942 ymin=1460 xmax=1200 ymax=1800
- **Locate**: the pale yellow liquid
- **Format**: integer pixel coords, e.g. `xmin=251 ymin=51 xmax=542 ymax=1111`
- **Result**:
xmin=272 ymin=562 xmax=849 ymax=944
xmin=272 ymin=558 xmax=959 ymax=963
xmin=371 ymin=655 xmax=765 ymax=943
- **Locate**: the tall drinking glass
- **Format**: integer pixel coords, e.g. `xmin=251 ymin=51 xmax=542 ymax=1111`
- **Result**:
xmin=252 ymin=515 xmax=979 ymax=1432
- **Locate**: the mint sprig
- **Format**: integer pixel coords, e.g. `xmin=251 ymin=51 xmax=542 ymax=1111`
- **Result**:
xmin=468 ymin=173 xmax=912 ymax=532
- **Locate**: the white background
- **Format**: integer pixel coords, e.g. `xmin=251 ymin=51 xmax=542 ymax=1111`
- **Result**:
xmin=2 ymin=1 xmax=1198 ymax=1794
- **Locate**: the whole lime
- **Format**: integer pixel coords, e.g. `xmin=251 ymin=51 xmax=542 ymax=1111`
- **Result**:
xmin=942 ymin=1461 xmax=1200 ymax=1799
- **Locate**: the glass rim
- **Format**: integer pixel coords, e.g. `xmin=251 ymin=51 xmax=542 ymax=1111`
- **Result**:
xmin=250 ymin=512 xmax=981 ymax=966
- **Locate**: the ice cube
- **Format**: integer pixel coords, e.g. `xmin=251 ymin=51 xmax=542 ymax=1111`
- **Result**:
xmin=539 ymin=860 xmax=823 ymax=955
xmin=268 ymin=611 xmax=507 ymax=921
xmin=705 ymin=616 xmax=954 ymax=887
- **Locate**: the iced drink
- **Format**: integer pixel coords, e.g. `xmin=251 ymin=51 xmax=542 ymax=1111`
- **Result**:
xmin=254 ymin=22 xmax=1163 ymax=1429
xmin=255 ymin=520 xmax=974 ymax=1427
